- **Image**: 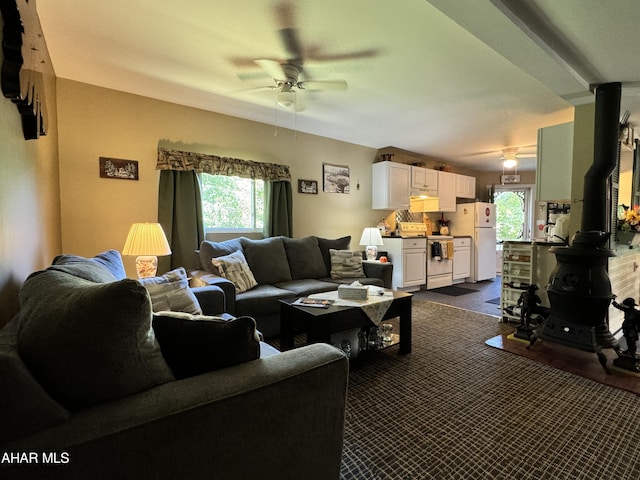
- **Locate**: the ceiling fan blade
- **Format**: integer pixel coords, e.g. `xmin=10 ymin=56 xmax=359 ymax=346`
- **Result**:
xmin=299 ymin=80 xmax=347 ymax=91
xmin=230 ymin=85 xmax=277 ymax=95
xmin=274 ymin=2 xmax=304 ymax=61
xmin=236 ymin=69 xmax=273 ymax=82
xmin=278 ymin=28 xmax=304 ymax=64
xmin=255 ymin=59 xmax=287 ymax=81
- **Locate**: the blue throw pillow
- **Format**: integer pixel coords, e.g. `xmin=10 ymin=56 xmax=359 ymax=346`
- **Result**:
xmin=52 ymin=249 xmax=127 ymax=281
xmin=199 ymin=238 xmax=245 ymax=274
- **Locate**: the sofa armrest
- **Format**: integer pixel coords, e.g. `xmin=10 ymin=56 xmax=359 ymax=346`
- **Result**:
xmin=1 ymin=343 xmax=348 ymax=480
xmin=189 ymin=269 xmax=237 ymax=315
xmin=191 ymin=285 xmax=225 ymax=315
xmin=363 ymin=261 xmax=393 ymax=289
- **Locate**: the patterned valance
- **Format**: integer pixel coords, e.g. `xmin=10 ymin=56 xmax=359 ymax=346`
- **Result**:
xmin=156 ymin=147 xmax=291 ymax=183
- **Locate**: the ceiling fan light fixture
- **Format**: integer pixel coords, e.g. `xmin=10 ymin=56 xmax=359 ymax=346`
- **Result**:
xmin=276 ymin=89 xmax=295 ymax=108
xmin=501 ymin=148 xmax=519 ymax=169
xmin=502 ymin=158 xmax=518 ymax=169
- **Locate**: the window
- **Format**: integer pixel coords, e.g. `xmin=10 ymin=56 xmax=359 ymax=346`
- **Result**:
xmin=494 ymin=186 xmax=534 ymax=242
xmin=200 ymin=173 xmax=264 ymax=232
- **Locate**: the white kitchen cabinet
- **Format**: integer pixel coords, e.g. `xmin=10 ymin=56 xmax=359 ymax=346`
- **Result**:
xmin=437 ymin=171 xmax=456 ymax=212
xmin=536 ymin=122 xmax=574 ymax=201
xmin=384 ymin=237 xmax=426 ymax=292
xmin=372 ymin=161 xmax=411 ymax=210
xmin=455 ymin=174 xmax=476 ymax=199
xmin=452 ymin=237 xmax=471 ymax=282
xmin=411 ymin=166 xmax=438 ymax=196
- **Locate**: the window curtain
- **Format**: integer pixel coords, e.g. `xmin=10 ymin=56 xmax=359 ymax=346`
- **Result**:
xmin=157 ymin=148 xmax=293 ymax=242
xmin=157 ymin=169 xmax=205 ymax=273
xmin=264 ymin=180 xmax=293 ymax=237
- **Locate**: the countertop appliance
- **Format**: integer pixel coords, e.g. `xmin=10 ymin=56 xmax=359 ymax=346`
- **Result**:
xmin=448 ymin=202 xmax=497 ymax=282
xmin=397 ymin=221 xmax=427 ymax=237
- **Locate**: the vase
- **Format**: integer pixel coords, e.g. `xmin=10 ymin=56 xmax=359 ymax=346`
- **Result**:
xmin=617 ymin=230 xmax=640 ymax=247
xmin=440 ymin=225 xmax=449 ymax=235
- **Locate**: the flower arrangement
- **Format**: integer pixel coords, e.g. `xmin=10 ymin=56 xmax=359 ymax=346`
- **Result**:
xmin=438 ymin=213 xmax=450 ymax=227
xmin=619 ymin=205 xmax=640 ymax=232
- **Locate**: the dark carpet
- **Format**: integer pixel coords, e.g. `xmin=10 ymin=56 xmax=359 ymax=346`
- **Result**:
xmin=339 ymin=300 xmax=640 ymax=479
xmin=428 ymin=285 xmax=476 ymax=296
xmin=485 ymin=296 xmax=501 ymax=305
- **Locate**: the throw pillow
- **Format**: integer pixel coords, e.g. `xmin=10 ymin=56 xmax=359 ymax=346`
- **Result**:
xmin=211 ymin=250 xmax=258 ymax=293
xmin=329 ymin=249 xmax=365 ymax=279
xmin=17 ymin=270 xmax=174 ymax=411
xmin=283 ymin=236 xmax=328 ymax=279
xmin=315 ymin=236 xmax=351 ymax=275
xmin=199 ymin=238 xmax=245 ymax=274
xmin=139 ymin=267 xmax=202 ymax=315
xmin=52 ymin=249 xmax=127 ymax=281
xmin=240 ymin=237 xmax=292 ymax=285
xmin=0 ymin=316 xmax=70 ymax=443
xmin=152 ymin=311 xmax=261 ymax=379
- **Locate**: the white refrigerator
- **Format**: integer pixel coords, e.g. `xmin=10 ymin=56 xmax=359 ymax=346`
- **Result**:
xmin=449 ymin=202 xmax=497 ymax=282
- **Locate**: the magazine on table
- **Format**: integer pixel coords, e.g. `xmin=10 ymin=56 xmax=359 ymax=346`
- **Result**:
xmin=293 ymin=297 xmax=334 ymax=308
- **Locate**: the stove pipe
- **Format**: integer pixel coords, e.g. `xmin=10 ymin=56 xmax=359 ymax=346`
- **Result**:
xmin=581 ymin=82 xmax=622 ymax=232
xmin=537 ymin=83 xmax=621 ymax=357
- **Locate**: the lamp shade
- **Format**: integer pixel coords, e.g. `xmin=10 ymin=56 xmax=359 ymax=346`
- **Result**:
xmin=359 ymin=227 xmax=384 ymax=247
xmin=122 ymin=223 xmax=172 ymax=256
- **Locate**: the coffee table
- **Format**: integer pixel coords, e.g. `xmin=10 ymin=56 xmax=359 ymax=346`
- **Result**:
xmin=279 ymin=290 xmax=412 ymax=354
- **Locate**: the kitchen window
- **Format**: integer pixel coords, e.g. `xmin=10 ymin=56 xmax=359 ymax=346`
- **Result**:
xmin=494 ymin=185 xmax=534 ymax=242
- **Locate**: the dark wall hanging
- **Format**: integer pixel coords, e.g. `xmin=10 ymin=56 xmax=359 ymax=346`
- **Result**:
xmin=0 ymin=0 xmax=49 ymax=140
xmin=100 ymin=157 xmax=139 ymax=181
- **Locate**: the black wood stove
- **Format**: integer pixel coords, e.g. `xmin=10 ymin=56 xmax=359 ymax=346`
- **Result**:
xmin=530 ymin=82 xmax=622 ymax=371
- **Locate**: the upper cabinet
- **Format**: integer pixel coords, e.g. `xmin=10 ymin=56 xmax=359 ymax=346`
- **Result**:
xmin=437 ymin=171 xmax=456 ymax=212
xmin=410 ymin=166 xmax=438 ymax=196
xmin=455 ymin=174 xmax=476 ymax=199
xmin=372 ymin=160 xmax=475 ymax=212
xmin=536 ymin=122 xmax=574 ymax=201
xmin=372 ymin=161 xmax=411 ymax=210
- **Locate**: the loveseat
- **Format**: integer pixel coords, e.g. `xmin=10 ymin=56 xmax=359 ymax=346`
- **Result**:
xmin=0 ymin=250 xmax=349 ymax=480
xmin=190 ymin=235 xmax=394 ymax=337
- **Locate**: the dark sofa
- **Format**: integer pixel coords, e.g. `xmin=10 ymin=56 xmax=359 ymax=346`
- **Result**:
xmin=0 ymin=251 xmax=349 ymax=480
xmin=190 ymin=235 xmax=393 ymax=337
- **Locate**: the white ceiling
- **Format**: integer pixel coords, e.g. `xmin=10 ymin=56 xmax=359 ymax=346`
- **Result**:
xmin=35 ymin=0 xmax=640 ymax=172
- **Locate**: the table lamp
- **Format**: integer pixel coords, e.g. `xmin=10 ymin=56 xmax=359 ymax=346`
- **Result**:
xmin=122 ymin=223 xmax=172 ymax=278
xmin=360 ymin=227 xmax=384 ymax=261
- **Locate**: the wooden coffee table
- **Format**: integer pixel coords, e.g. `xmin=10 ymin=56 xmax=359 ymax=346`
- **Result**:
xmin=279 ymin=290 xmax=412 ymax=354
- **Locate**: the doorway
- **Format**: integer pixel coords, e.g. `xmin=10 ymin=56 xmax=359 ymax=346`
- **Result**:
xmin=492 ymin=184 xmax=535 ymax=272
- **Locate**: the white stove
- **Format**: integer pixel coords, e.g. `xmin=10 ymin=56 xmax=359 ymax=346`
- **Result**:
xmin=397 ymin=222 xmax=427 ymax=237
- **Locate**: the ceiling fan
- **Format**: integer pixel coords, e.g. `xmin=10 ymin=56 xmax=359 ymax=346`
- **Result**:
xmin=499 ymin=147 xmax=536 ymax=168
xmin=230 ymin=1 xmax=377 ymax=109
xmin=236 ymin=59 xmax=347 ymax=109
xmin=463 ymin=145 xmax=536 ymax=163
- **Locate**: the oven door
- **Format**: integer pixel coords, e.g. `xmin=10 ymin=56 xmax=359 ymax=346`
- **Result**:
xmin=427 ymin=240 xmax=454 ymax=289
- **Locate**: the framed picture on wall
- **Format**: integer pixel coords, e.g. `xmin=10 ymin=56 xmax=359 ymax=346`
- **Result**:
xmin=99 ymin=157 xmax=139 ymax=180
xmin=298 ymin=179 xmax=318 ymax=194
xmin=323 ymin=163 xmax=350 ymax=194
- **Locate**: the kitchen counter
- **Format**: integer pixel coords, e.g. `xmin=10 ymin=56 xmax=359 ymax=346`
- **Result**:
xmin=503 ymin=240 xmax=565 ymax=246
xmin=383 ymin=235 xmax=424 ymax=239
